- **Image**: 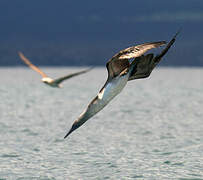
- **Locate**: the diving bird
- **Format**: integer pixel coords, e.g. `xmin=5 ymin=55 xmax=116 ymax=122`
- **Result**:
xmin=64 ymin=32 xmax=179 ymax=138
xmin=18 ymin=52 xmax=92 ymax=88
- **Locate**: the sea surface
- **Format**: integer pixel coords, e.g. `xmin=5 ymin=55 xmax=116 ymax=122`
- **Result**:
xmin=0 ymin=67 xmax=203 ymax=180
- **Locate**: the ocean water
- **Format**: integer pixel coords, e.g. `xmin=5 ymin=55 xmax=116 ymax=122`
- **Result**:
xmin=0 ymin=67 xmax=203 ymax=180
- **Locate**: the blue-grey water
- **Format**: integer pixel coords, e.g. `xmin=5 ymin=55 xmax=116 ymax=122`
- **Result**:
xmin=0 ymin=67 xmax=203 ymax=180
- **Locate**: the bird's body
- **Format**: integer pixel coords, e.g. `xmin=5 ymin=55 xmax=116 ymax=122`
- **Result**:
xmin=65 ymin=32 xmax=179 ymax=138
xmin=98 ymin=73 xmax=129 ymax=103
xmin=41 ymin=77 xmax=61 ymax=88
xmin=18 ymin=52 xmax=92 ymax=88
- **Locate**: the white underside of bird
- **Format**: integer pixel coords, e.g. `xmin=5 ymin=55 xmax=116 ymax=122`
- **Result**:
xmin=98 ymin=74 xmax=129 ymax=102
xmin=90 ymin=72 xmax=129 ymax=115
xmin=41 ymin=77 xmax=61 ymax=87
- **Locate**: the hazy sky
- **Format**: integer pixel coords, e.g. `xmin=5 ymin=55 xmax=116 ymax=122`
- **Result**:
xmin=0 ymin=0 xmax=203 ymax=66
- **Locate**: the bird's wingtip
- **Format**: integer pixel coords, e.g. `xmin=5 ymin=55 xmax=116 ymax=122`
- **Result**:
xmin=173 ymin=28 xmax=181 ymax=39
xmin=18 ymin=51 xmax=24 ymax=57
xmin=158 ymin=41 xmax=167 ymax=46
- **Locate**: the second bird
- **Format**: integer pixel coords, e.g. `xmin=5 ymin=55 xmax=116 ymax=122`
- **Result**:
xmin=18 ymin=52 xmax=92 ymax=88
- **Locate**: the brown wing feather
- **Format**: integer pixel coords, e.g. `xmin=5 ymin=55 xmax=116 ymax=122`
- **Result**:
xmin=18 ymin=52 xmax=48 ymax=78
xmin=106 ymin=58 xmax=130 ymax=80
xmin=114 ymin=41 xmax=166 ymax=60
xmin=128 ymin=54 xmax=154 ymax=80
xmin=106 ymin=41 xmax=166 ymax=79
xmin=128 ymin=31 xmax=179 ymax=81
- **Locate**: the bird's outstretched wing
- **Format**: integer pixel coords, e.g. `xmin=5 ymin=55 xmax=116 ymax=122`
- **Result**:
xmin=53 ymin=68 xmax=93 ymax=85
xmin=128 ymin=31 xmax=179 ymax=81
xmin=18 ymin=52 xmax=48 ymax=78
xmin=106 ymin=41 xmax=166 ymax=80
xmin=152 ymin=31 xmax=179 ymax=65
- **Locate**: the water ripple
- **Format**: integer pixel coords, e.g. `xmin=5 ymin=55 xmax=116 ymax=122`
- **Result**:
xmin=1 ymin=68 xmax=203 ymax=179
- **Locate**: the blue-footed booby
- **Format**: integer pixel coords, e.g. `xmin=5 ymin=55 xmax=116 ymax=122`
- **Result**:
xmin=64 ymin=32 xmax=178 ymax=138
xmin=18 ymin=52 xmax=92 ymax=88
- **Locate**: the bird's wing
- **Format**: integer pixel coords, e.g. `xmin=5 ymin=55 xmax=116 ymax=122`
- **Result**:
xmin=106 ymin=58 xmax=130 ymax=80
xmin=152 ymin=31 xmax=179 ymax=66
xmin=53 ymin=67 xmax=93 ymax=85
xmin=128 ymin=54 xmax=155 ymax=80
xmin=106 ymin=41 xmax=166 ymax=79
xmin=128 ymin=31 xmax=179 ymax=81
xmin=18 ymin=52 xmax=48 ymax=78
